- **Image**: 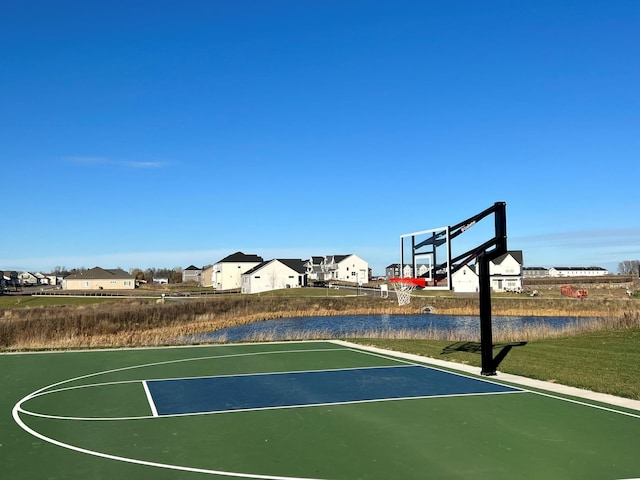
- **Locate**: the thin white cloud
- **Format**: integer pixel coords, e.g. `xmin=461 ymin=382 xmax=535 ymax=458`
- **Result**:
xmin=65 ymin=157 xmax=166 ymax=169
xmin=513 ymin=228 xmax=640 ymax=249
xmin=123 ymin=161 xmax=165 ymax=169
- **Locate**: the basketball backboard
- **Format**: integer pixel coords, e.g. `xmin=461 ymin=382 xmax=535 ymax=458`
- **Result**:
xmin=399 ymin=202 xmax=507 ymax=291
xmin=399 ymin=202 xmax=510 ymax=375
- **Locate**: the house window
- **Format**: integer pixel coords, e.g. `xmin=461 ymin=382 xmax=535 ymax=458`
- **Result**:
xmin=255 ymin=276 xmax=260 ymax=279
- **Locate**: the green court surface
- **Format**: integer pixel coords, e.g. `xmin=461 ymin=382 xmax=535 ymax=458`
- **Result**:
xmin=2 ymin=340 xmax=640 ymax=480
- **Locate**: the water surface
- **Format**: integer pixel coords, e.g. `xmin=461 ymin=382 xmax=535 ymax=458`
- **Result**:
xmin=185 ymin=314 xmax=597 ymax=343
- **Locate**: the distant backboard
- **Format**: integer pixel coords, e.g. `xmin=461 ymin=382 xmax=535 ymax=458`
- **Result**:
xmin=400 ymin=225 xmax=451 ymax=290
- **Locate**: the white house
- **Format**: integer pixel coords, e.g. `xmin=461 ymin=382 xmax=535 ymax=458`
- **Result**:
xmin=450 ymin=251 xmax=524 ymax=293
xmin=548 ymin=267 xmax=609 ymax=277
xmin=206 ymin=252 xmax=264 ymax=291
xmin=488 ymin=251 xmax=524 ymax=292
xmin=451 ymin=265 xmax=479 ymax=293
xmin=241 ymin=259 xmax=307 ymax=294
xmin=304 ymin=256 xmax=326 ymax=281
xmin=305 ymin=254 xmax=369 ymax=284
xmin=18 ymin=271 xmax=39 ymax=286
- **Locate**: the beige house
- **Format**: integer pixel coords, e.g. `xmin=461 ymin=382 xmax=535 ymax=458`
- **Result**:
xmin=63 ymin=267 xmax=135 ymax=290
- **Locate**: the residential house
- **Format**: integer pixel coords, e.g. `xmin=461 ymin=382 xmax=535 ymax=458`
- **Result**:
xmin=385 ymin=263 xmax=430 ymax=279
xmin=449 ymin=250 xmax=524 ymax=293
xmin=487 ymin=251 xmax=524 ymax=292
xmin=304 ymin=256 xmax=326 ymax=281
xmin=450 ymin=264 xmax=479 ymax=293
xmin=548 ymin=267 xmax=609 ymax=277
xmin=18 ymin=271 xmax=39 ymax=286
xmin=2 ymin=271 xmax=19 ymax=291
xmin=62 ymin=267 xmax=136 ymax=290
xmin=523 ymin=267 xmax=548 ymax=278
xmin=305 ymin=254 xmax=368 ymax=284
xmin=206 ymin=252 xmax=264 ymax=291
xmin=33 ymin=272 xmax=50 ymax=285
xmin=241 ymin=259 xmax=307 ymax=294
xmin=182 ymin=265 xmax=203 ymax=285
xmin=385 ymin=264 xmax=402 ymax=279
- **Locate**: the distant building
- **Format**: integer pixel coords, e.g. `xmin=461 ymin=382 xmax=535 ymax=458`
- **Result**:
xmin=305 ymin=254 xmax=368 ymax=284
xmin=241 ymin=259 xmax=307 ymax=294
xmin=205 ymin=252 xmax=264 ymax=291
xmin=182 ymin=265 xmax=203 ymax=285
xmin=488 ymin=251 xmax=524 ymax=292
xmin=548 ymin=267 xmax=609 ymax=277
xmin=385 ymin=263 xmax=432 ymax=279
xmin=18 ymin=271 xmax=39 ymax=286
xmin=450 ymin=250 xmax=524 ymax=293
xmin=523 ymin=267 xmax=548 ymax=278
xmin=450 ymin=264 xmax=479 ymax=293
xmin=62 ymin=267 xmax=135 ymax=290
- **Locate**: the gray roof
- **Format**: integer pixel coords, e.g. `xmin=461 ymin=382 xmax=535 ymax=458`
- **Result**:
xmin=217 ymin=251 xmax=264 ymax=263
xmin=277 ymin=259 xmax=307 ymax=274
xmin=493 ymin=250 xmax=523 ymax=265
xmin=244 ymin=259 xmax=307 ymax=275
xmin=64 ymin=267 xmax=134 ymax=280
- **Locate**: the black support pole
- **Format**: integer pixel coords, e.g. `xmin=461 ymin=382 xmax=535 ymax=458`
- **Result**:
xmin=479 ymin=202 xmax=507 ymax=376
xmin=478 ymin=254 xmax=495 ymax=375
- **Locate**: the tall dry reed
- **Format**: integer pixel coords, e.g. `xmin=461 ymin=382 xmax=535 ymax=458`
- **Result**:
xmin=1 ymin=295 xmax=637 ymax=350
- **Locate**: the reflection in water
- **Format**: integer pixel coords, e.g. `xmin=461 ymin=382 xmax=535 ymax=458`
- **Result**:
xmin=183 ymin=314 xmax=597 ymax=343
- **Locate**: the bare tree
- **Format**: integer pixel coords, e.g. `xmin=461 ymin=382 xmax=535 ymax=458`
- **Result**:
xmin=618 ymin=260 xmax=640 ymax=275
xmin=130 ymin=268 xmax=146 ymax=282
xmin=171 ymin=267 xmax=183 ymax=284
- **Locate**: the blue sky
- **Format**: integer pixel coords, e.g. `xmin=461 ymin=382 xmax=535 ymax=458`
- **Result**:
xmin=3 ymin=0 xmax=639 ymax=276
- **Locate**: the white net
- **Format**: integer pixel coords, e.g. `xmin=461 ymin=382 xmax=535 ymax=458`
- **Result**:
xmin=391 ymin=280 xmax=418 ymax=306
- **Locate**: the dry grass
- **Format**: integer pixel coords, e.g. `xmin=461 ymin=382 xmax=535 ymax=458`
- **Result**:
xmin=1 ymin=294 xmax=638 ymax=351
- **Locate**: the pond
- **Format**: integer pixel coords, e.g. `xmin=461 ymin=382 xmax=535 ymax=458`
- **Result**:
xmin=183 ymin=314 xmax=599 ymax=343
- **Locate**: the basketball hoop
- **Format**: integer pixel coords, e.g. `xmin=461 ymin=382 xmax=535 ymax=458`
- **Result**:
xmin=389 ymin=277 xmax=426 ymax=306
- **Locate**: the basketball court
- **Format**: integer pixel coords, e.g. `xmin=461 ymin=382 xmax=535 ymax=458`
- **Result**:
xmin=5 ymin=202 xmax=639 ymax=479
xmin=5 ymin=340 xmax=640 ymax=480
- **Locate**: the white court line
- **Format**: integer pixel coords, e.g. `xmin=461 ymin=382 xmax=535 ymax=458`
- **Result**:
xmin=12 ymin=343 xmax=359 ymax=480
xmin=11 ymin=401 xmax=328 ymax=480
xmin=18 ymin=363 xmax=518 ymax=421
xmin=332 ymin=340 xmax=640 ymax=416
xmin=11 ymin=340 xmax=640 ymax=480
xmin=142 ymin=381 xmax=159 ymax=417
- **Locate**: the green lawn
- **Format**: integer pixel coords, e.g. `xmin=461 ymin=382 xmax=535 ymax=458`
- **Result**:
xmin=0 ymin=295 xmax=127 ymax=308
xmin=351 ymin=327 xmax=640 ymax=400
